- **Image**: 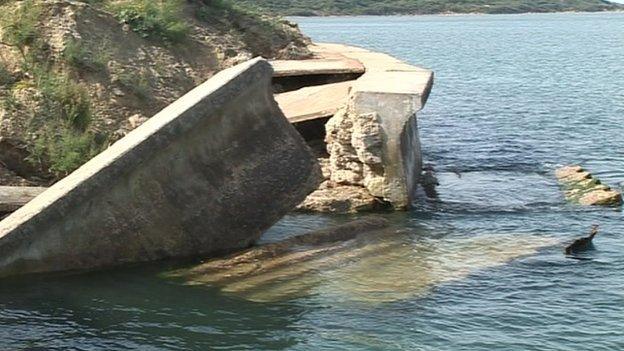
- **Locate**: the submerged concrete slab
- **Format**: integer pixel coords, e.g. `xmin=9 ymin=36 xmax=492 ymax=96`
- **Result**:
xmin=0 ymin=58 xmax=321 ymax=278
xmin=275 ymin=81 xmax=352 ymax=123
xmin=270 ymin=58 xmax=365 ymax=77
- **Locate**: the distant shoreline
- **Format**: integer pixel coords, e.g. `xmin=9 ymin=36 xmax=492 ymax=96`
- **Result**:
xmin=286 ymin=9 xmax=624 ymax=18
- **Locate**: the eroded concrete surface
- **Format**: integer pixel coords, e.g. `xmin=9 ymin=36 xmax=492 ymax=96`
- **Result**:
xmin=0 ymin=58 xmax=321 ymax=278
xmin=294 ymin=43 xmax=434 ymax=212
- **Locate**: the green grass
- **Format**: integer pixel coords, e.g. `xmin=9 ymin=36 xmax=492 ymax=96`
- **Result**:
xmin=108 ymin=0 xmax=189 ymax=43
xmin=27 ymin=70 xmax=103 ymax=176
xmin=235 ymin=0 xmax=624 ymax=15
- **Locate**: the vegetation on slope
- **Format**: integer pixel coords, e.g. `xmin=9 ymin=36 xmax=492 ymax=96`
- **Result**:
xmin=0 ymin=0 xmax=310 ymax=184
xmin=237 ymin=0 xmax=624 ymax=16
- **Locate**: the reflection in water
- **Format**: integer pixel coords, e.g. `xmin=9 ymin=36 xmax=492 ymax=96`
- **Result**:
xmin=170 ymin=230 xmax=558 ymax=303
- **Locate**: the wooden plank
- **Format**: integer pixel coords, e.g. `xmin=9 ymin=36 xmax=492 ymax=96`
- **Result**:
xmin=275 ymin=81 xmax=352 ymax=123
xmin=0 ymin=186 xmax=47 ymax=213
xmin=270 ymin=58 xmax=365 ymax=78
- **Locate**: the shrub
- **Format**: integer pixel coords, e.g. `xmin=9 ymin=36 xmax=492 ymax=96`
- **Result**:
xmin=37 ymin=72 xmax=93 ymax=132
xmin=63 ymin=39 xmax=110 ymax=72
xmin=0 ymin=63 xmax=12 ymax=86
xmin=0 ymin=0 xmax=42 ymax=50
xmin=109 ymin=0 xmax=188 ymax=43
xmin=117 ymin=70 xmax=152 ymax=101
xmin=31 ymin=129 xmax=105 ymax=177
xmin=195 ymin=0 xmax=234 ymax=20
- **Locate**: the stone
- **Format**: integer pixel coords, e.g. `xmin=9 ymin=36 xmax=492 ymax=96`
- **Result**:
xmin=316 ymin=43 xmax=433 ymax=209
xmin=351 ymin=112 xmax=383 ymax=165
xmin=554 ymin=165 xmax=583 ymax=179
xmin=0 ymin=58 xmax=321 ymax=278
xmin=296 ymin=185 xmax=386 ymax=214
xmin=578 ymin=190 xmax=622 ymax=206
xmin=285 ymin=43 xmax=433 ymax=212
xmin=556 ymin=164 xmax=622 ymax=207
xmin=127 ymin=114 xmax=148 ymax=129
xmin=164 ymin=218 xmax=391 ymax=302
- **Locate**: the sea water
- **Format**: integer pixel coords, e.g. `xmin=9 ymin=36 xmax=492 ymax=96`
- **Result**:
xmin=1 ymin=12 xmax=623 ymax=350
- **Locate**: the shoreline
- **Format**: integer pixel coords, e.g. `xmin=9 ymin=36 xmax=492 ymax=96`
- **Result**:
xmin=287 ymin=9 xmax=624 ymax=18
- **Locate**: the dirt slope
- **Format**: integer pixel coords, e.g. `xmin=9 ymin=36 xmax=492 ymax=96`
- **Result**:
xmin=0 ymin=0 xmax=311 ymax=185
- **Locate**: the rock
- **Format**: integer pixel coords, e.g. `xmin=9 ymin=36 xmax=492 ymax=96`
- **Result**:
xmin=578 ymin=189 xmax=622 ymax=206
xmin=296 ymin=184 xmax=387 ymax=214
xmin=554 ymin=165 xmax=583 ymax=179
xmin=351 ymin=112 xmax=383 ymax=165
xmin=555 ymin=165 xmax=622 ymax=206
xmin=127 ymin=114 xmax=148 ymax=129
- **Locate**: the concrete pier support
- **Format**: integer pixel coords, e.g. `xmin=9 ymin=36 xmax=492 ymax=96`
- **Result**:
xmin=304 ymin=44 xmax=434 ymax=210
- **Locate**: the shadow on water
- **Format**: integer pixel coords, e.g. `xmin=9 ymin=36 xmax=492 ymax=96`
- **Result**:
xmin=0 ymin=265 xmax=306 ymax=350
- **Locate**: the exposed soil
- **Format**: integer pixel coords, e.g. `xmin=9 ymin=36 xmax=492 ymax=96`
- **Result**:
xmin=0 ymin=0 xmax=311 ymax=185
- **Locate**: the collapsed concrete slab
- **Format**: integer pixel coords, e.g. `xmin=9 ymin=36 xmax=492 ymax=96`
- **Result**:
xmin=271 ymin=58 xmax=365 ymax=78
xmin=275 ymin=81 xmax=352 ymax=123
xmin=0 ymin=58 xmax=321 ymax=278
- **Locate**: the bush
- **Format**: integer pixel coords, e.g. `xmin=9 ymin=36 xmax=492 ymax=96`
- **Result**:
xmin=117 ymin=70 xmax=152 ymax=101
xmin=0 ymin=0 xmax=42 ymax=52
xmin=0 ymin=63 xmax=13 ymax=86
xmin=195 ymin=0 xmax=234 ymax=20
xmin=63 ymin=39 xmax=110 ymax=72
xmin=37 ymin=72 xmax=93 ymax=132
xmin=31 ymin=129 xmax=105 ymax=177
xmin=109 ymin=0 xmax=189 ymax=43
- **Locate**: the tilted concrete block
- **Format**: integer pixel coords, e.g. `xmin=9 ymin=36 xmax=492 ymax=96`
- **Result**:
xmin=0 ymin=58 xmax=321 ymax=278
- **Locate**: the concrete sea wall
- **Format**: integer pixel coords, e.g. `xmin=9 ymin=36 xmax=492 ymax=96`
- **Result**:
xmin=0 ymin=58 xmax=321 ymax=278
